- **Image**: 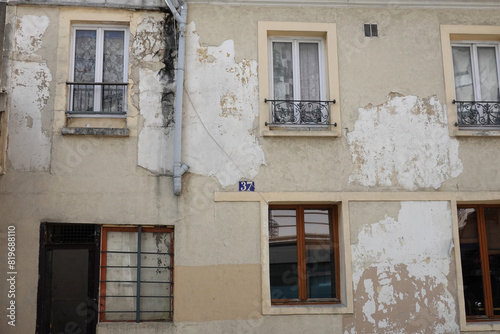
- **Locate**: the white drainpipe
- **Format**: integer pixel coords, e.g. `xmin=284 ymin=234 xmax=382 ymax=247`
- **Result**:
xmin=165 ymin=0 xmax=189 ymax=195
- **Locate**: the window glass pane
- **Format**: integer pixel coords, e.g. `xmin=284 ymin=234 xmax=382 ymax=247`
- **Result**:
xmin=140 ymin=231 xmax=172 ymax=320
xmin=73 ymin=30 xmax=96 ymax=112
xmin=272 ymin=42 xmax=294 ymax=100
xmin=105 ymin=231 xmax=138 ymax=321
xmin=458 ymin=207 xmax=486 ymax=316
xmin=74 ymin=30 xmax=97 ymax=82
xmin=103 ymin=31 xmax=125 ymax=82
xmin=269 ymin=209 xmax=299 ymax=299
xmin=103 ymin=30 xmax=125 ymax=112
xmin=477 ymin=47 xmax=499 ymax=101
xmin=299 ymin=43 xmax=320 ymax=101
xmin=304 ymin=208 xmax=335 ymax=299
xmin=452 ymin=46 xmax=475 ymax=101
xmin=484 ymin=208 xmax=500 ymax=315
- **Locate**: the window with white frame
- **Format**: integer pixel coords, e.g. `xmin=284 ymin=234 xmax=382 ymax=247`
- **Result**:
xmin=267 ymin=37 xmax=331 ymax=127
xmin=68 ymin=25 xmax=129 ymax=115
xmin=451 ymin=42 xmax=500 ymax=128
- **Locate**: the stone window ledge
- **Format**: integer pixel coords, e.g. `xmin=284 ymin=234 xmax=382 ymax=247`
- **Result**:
xmin=61 ymin=127 xmax=129 ymax=136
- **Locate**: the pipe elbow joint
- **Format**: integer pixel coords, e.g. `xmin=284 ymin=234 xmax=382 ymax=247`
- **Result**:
xmin=173 ymin=163 xmax=189 ymax=196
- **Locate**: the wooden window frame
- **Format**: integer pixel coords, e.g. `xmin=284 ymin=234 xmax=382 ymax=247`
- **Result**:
xmin=458 ymin=204 xmax=500 ymax=322
xmin=269 ymin=204 xmax=340 ymax=305
xmin=99 ymin=226 xmax=174 ymax=323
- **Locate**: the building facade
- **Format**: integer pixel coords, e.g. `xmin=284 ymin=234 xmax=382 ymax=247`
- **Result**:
xmin=1 ymin=0 xmax=500 ymax=333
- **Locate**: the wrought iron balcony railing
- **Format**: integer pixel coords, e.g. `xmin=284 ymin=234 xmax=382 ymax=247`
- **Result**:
xmin=67 ymin=82 xmax=128 ymax=115
xmin=265 ymin=99 xmax=336 ymax=127
xmin=453 ymin=100 xmax=500 ymax=128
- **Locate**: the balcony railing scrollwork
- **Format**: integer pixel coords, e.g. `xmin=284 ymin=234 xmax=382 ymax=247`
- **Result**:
xmin=67 ymin=82 xmax=128 ymax=115
xmin=453 ymin=100 xmax=500 ymax=128
xmin=265 ymin=99 xmax=337 ymax=127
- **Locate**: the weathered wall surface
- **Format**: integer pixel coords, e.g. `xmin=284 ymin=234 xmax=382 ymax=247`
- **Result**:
xmin=183 ymin=22 xmax=265 ymax=187
xmin=347 ymin=94 xmax=462 ymax=190
xmin=346 ymin=201 xmax=458 ymax=333
xmin=1 ymin=2 xmax=500 ymax=334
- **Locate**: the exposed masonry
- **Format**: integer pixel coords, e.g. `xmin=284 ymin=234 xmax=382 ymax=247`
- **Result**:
xmin=347 ymin=94 xmax=462 ymax=190
xmin=346 ymin=202 xmax=458 ymax=333
xmin=136 ymin=15 xmax=176 ymax=174
xmin=8 ymin=15 xmax=52 ymax=171
xmin=183 ymin=22 xmax=265 ymax=187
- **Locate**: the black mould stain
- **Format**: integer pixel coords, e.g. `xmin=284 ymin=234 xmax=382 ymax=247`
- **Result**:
xmin=159 ymin=11 xmax=177 ymax=128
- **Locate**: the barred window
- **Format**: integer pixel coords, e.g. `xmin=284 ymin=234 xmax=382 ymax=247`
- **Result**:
xmin=99 ymin=226 xmax=174 ymax=322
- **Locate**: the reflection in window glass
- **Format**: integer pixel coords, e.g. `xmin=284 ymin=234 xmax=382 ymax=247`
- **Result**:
xmin=269 ymin=209 xmax=298 ymax=299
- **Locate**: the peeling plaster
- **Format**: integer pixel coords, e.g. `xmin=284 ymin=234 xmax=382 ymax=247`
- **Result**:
xmin=136 ymin=16 xmax=176 ymax=175
xmin=183 ymin=23 xmax=265 ymax=187
xmin=347 ymin=95 xmax=462 ymax=190
xmin=132 ymin=17 xmax=165 ymax=63
xmin=137 ymin=68 xmax=174 ymax=174
xmin=346 ymin=202 xmax=458 ymax=333
xmin=8 ymin=15 xmax=51 ymax=171
xmin=15 ymin=15 xmax=49 ymax=56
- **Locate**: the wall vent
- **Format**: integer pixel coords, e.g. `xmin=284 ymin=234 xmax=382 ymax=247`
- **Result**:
xmin=364 ymin=23 xmax=378 ymax=37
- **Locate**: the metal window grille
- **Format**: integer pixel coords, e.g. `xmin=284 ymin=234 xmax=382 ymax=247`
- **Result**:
xmin=99 ymin=226 xmax=174 ymax=322
xmin=46 ymin=224 xmax=98 ymax=245
xmin=66 ymin=82 xmax=128 ymax=115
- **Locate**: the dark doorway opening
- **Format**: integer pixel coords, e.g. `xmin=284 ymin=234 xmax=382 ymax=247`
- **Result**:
xmin=36 ymin=223 xmax=100 ymax=334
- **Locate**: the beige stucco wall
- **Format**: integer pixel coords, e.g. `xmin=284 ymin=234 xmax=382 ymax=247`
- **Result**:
xmin=1 ymin=2 xmax=500 ymax=334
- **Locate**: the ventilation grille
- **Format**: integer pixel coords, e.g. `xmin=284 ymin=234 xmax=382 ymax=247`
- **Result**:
xmin=46 ymin=224 xmax=98 ymax=244
xmin=364 ymin=23 xmax=378 ymax=37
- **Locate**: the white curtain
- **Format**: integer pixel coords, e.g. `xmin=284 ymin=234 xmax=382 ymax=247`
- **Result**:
xmin=477 ymin=47 xmax=499 ymax=101
xmin=299 ymin=42 xmax=320 ymax=101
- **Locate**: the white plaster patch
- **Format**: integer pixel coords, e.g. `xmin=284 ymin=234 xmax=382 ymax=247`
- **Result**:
xmin=137 ymin=68 xmax=174 ymax=174
xmin=15 ymin=15 xmax=50 ymax=55
xmin=347 ymin=95 xmax=462 ymax=190
xmin=183 ymin=23 xmax=265 ymax=187
xmin=8 ymin=16 xmax=52 ymax=171
xmin=132 ymin=17 xmax=164 ymax=63
xmin=348 ymin=201 xmax=458 ymax=333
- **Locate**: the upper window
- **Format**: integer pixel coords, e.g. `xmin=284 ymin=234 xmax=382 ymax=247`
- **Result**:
xmin=458 ymin=205 xmax=500 ymax=321
xmin=100 ymin=226 xmax=174 ymax=322
xmin=268 ymin=204 xmax=340 ymax=304
xmin=452 ymin=42 xmax=500 ymax=128
xmin=268 ymin=38 xmax=330 ymax=128
xmin=258 ymin=22 xmax=340 ymax=137
xmin=440 ymin=25 xmax=500 ymax=135
xmin=68 ymin=25 xmax=129 ymax=116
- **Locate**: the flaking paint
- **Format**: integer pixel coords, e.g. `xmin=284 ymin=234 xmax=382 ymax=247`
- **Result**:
xmin=183 ymin=23 xmax=265 ymax=187
xmin=347 ymin=94 xmax=463 ymax=190
xmin=136 ymin=16 xmax=176 ymax=174
xmin=8 ymin=15 xmax=51 ymax=171
xmin=346 ymin=201 xmax=458 ymax=333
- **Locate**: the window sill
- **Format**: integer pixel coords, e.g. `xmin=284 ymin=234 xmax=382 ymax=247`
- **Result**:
xmin=451 ymin=128 xmax=500 ymax=137
xmin=61 ymin=127 xmax=129 ymax=136
xmin=461 ymin=321 xmax=500 ymax=332
xmin=263 ymin=302 xmax=351 ymax=315
xmin=262 ymin=129 xmax=340 ymax=137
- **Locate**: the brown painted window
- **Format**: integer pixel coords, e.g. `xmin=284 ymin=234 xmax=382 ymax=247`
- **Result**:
xmin=269 ymin=204 xmax=340 ymax=304
xmin=458 ymin=205 xmax=500 ymax=320
xmin=99 ymin=226 xmax=174 ymax=322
